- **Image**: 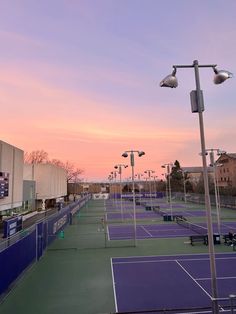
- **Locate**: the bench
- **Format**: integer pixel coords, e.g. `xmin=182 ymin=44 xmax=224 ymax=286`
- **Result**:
xmin=223 ymin=234 xmax=230 ymax=244
xmin=190 ymin=235 xmax=208 ymax=246
xmin=223 ymin=234 xmax=236 ymax=251
xmin=173 ymin=215 xmax=184 ymax=221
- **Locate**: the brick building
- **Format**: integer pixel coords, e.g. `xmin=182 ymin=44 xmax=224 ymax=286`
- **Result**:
xmin=216 ymin=153 xmax=236 ymax=188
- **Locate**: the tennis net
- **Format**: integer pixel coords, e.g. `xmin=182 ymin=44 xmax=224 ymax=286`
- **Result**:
xmin=176 ymin=217 xmax=207 ymax=235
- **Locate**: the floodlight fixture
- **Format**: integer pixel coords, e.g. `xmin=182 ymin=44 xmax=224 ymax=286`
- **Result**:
xmin=213 ymin=67 xmax=233 ymax=84
xmin=138 ymin=151 xmax=145 ymax=157
xmin=121 ymin=149 xmax=145 ymax=246
xmin=216 ymin=149 xmax=226 ymax=156
xmin=160 ymin=67 xmax=178 ymax=88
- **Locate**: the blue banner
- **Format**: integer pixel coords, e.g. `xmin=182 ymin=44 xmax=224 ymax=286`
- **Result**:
xmin=110 ymin=192 xmax=164 ymax=199
xmin=0 ymin=196 xmax=90 ymax=297
xmin=0 ymin=230 xmax=36 ymax=296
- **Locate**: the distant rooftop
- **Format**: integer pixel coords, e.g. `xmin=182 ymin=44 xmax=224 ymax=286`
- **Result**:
xmin=182 ymin=166 xmax=213 ymax=173
xmin=224 ymin=153 xmax=236 ymax=159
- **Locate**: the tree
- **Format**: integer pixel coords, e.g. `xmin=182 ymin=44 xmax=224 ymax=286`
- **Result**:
xmin=169 ymin=160 xmax=183 ymax=192
xmin=24 ymin=150 xmax=49 ymax=164
xmin=49 ymin=160 xmax=84 ymax=183
xmin=25 ymin=151 xmax=84 ymax=183
xmin=195 ymin=173 xmax=215 ymax=194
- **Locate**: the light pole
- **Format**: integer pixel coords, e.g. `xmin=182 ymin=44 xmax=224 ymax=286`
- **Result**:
xmin=108 ymin=174 xmax=114 ymax=204
xmin=135 ymin=173 xmax=143 ymax=203
xmin=206 ymin=149 xmax=225 ymax=235
xmin=160 ymin=60 xmax=232 ymax=314
xmin=162 ymin=173 xmax=169 ymax=203
xmin=110 ymin=171 xmax=118 ymax=207
xmin=144 ymin=170 xmax=155 ymax=209
xmin=152 ymin=175 xmax=158 ymax=200
xmin=162 ymin=164 xmax=173 ymax=219
xmin=114 ymin=164 xmax=128 ymax=221
xmin=178 ymin=169 xmax=187 ymax=203
xmin=122 ymin=150 xmax=145 ymax=246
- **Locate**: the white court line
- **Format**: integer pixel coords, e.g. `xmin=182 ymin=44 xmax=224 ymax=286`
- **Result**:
xmin=141 ymin=225 xmax=153 ymax=237
xmin=110 ymin=258 xmax=118 ymax=313
xmin=111 ymin=251 xmax=236 ymax=261
xmin=113 ymin=255 xmax=236 ymax=264
xmin=175 ymin=260 xmax=212 ymax=299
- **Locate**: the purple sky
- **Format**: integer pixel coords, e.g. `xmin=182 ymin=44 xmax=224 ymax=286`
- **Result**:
xmin=0 ymin=1 xmax=235 ymax=181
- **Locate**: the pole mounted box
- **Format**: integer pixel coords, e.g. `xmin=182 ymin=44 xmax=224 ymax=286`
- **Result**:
xmin=190 ymin=90 xmax=204 ymax=113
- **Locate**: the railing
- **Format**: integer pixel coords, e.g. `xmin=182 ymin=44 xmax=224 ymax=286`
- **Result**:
xmin=0 ymin=224 xmax=36 ymax=253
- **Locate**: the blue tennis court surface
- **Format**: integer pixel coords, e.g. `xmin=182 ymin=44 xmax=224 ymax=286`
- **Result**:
xmin=108 ymin=222 xmax=236 ymax=240
xmin=111 ymin=253 xmax=236 ymax=313
xmin=106 ymin=210 xmax=206 ymax=220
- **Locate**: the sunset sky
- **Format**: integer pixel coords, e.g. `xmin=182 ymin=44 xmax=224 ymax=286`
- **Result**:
xmin=0 ymin=1 xmax=236 ymax=181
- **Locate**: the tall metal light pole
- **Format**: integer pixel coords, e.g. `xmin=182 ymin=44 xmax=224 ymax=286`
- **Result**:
xmin=160 ymin=60 xmax=232 ymax=314
xmin=206 ymin=148 xmax=225 ymax=235
xmin=135 ymin=173 xmax=143 ymax=203
xmin=108 ymin=174 xmax=113 ymax=204
xmin=162 ymin=164 xmax=173 ymax=219
xmin=152 ymin=175 xmax=158 ymax=200
xmin=178 ymin=169 xmax=187 ymax=203
xmin=162 ymin=173 xmax=169 ymax=203
xmin=110 ymin=171 xmax=118 ymax=207
xmin=122 ymin=150 xmax=145 ymax=246
xmin=144 ymin=170 xmax=155 ymax=209
xmin=114 ymin=164 xmax=128 ymax=221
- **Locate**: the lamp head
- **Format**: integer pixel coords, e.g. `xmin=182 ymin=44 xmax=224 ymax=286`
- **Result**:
xmin=124 ymin=165 xmax=128 ymax=168
xmin=160 ymin=68 xmax=178 ymax=88
xmin=161 ymin=165 xmax=166 ymax=168
xmin=217 ymin=150 xmax=226 ymax=156
xmin=122 ymin=152 xmax=128 ymax=158
xmin=138 ymin=151 xmax=145 ymax=157
xmin=213 ymin=68 xmax=233 ymax=84
xmin=114 ymin=165 xmax=118 ymax=169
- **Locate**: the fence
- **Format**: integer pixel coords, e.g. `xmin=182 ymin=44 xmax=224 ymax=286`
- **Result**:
xmin=0 ymin=195 xmax=90 ymax=299
xmin=174 ymin=192 xmax=236 ymax=209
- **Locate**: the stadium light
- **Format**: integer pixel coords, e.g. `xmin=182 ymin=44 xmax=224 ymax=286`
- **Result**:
xmin=206 ymin=148 xmax=225 ymax=235
xmin=161 ymin=164 xmax=173 ymax=219
xmin=122 ymin=150 xmax=145 ymax=246
xmin=160 ymin=60 xmax=233 ymax=314
xmin=144 ymin=170 xmax=155 ymax=209
xmin=135 ymin=173 xmax=144 ymax=203
xmin=114 ymin=164 xmax=128 ymax=221
xmin=110 ymin=171 xmax=118 ymax=206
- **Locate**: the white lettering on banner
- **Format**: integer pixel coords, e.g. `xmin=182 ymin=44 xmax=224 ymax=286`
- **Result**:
xmin=70 ymin=200 xmax=86 ymax=215
xmin=92 ymin=193 xmax=109 ymax=200
xmin=9 ymin=222 xmax=17 ymax=229
xmin=53 ymin=214 xmax=67 ymax=234
xmin=9 ymin=228 xmax=16 ymax=235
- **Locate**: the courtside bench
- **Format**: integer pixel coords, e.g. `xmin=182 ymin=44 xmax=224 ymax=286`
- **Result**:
xmin=190 ymin=235 xmax=208 ymax=246
xmin=223 ymin=234 xmax=236 ymax=251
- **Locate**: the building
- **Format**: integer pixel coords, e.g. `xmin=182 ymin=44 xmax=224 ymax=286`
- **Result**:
xmin=216 ymin=153 xmax=236 ymax=188
xmin=68 ymin=182 xmax=110 ymax=195
xmin=0 ymin=141 xmax=24 ymax=216
xmin=24 ymin=163 xmax=67 ymax=210
xmin=182 ymin=166 xmax=213 ymax=190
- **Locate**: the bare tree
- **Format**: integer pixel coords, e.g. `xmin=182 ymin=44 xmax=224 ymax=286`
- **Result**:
xmin=25 ymin=151 xmax=84 ymax=183
xmin=24 ymin=150 xmax=49 ymax=164
xmin=50 ymin=160 xmax=84 ymax=183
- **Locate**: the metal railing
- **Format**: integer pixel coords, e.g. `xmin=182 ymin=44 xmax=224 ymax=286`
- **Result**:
xmin=0 ymin=224 xmax=36 ymax=252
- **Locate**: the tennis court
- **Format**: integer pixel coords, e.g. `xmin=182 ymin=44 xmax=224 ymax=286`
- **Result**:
xmin=111 ymin=253 xmax=236 ymax=313
xmin=108 ymin=221 xmax=236 ymax=240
